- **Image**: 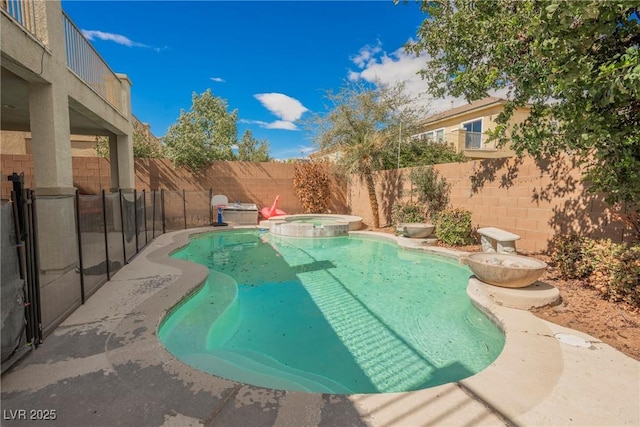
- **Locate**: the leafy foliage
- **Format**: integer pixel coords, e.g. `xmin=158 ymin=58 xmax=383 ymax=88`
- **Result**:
xmin=292 ymin=160 xmax=331 ymax=213
xmin=551 ymin=234 xmax=640 ymax=307
xmin=410 ymin=166 xmax=451 ymax=219
xmin=163 ymin=89 xmax=237 ymax=173
xmin=550 ymin=234 xmax=593 ymax=279
xmin=95 ymin=136 xmax=109 ymax=157
xmin=433 ymin=208 xmax=476 ymax=246
xmin=308 ymin=81 xmax=426 ymax=227
xmin=405 ymin=0 xmax=640 ymax=215
xmin=237 ymin=130 xmax=271 ymax=162
xmin=381 ymin=139 xmax=467 ymax=169
xmin=94 ymin=121 xmax=164 ymax=159
xmin=391 ymin=201 xmax=427 ymax=225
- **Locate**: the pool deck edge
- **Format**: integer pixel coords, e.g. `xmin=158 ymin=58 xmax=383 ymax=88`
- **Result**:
xmin=1 ymin=227 xmax=638 ymax=427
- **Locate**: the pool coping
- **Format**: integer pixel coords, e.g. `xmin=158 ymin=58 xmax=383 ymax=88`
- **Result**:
xmin=1 ymin=226 xmax=638 ymax=426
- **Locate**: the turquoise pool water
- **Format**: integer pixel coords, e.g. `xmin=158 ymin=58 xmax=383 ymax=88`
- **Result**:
xmin=158 ymin=230 xmax=505 ymax=394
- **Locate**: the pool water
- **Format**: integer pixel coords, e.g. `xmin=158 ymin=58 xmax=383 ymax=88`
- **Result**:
xmin=159 ymin=230 xmax=504 ymax=394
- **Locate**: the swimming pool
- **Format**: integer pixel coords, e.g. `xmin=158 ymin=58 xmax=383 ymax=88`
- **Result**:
xmin=158 ymin=230 xmax=505 ymax=394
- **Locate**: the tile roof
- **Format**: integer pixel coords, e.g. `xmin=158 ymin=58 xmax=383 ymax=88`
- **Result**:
xmin=421 ymin=97 xmax=505 ymax=125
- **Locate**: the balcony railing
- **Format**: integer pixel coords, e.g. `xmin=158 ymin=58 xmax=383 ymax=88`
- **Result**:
xmin=2 ymin=0 xmax=38 ymax=38
xmin=465 ymin=132 xmax=483 ymax=149
xmin=62 ymin=12 xmax=125 ymax=114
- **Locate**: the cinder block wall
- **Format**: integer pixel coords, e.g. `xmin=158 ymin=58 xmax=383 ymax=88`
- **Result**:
xmin=348 ymin=155 xmax=632 ymax=253
xmin=1 ymin=155 xmax=348 ymax=216
xmin=3 ymin=154 xmax=630 ymax=252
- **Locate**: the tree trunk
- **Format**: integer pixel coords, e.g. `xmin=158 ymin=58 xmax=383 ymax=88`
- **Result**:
xmin=364 ymin=172 xmax=380 ymax=228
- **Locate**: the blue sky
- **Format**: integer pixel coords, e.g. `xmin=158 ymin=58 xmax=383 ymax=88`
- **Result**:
xmin=62 ymin=0 xmax=466 ymax=160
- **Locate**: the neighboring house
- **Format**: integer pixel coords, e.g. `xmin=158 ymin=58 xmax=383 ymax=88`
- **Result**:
xmin=308 ymin=146 xmax=341 ymax=163
xmin=414 ymin=97 xmax=531 ymax=159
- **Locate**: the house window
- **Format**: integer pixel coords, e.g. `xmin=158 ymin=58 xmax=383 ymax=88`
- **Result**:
xmin=417 ymin=128 xmax=445 ymax=143
xmin=463 ymin=119 xmax=482 ymax=149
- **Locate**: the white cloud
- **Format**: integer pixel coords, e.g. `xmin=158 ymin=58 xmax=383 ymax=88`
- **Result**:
xmin=254 ymin=93 xmax=309 ymax=122
xmin=81 ymin=30 xmax=152 ymax=49
xmin=264 ymin=120 xmax=298 ymax=130
xmin=348 ymin=41 xmax=471 ymax=115
xmin=238 ymin=118 xmax=299 ymax=131
xmin=210 ymin=77 xmax=225 ymax=83
xmin=350 ymin=42 xmax=383 ymax=68
xmin=248 ymin=93 xmax=309 ymax=131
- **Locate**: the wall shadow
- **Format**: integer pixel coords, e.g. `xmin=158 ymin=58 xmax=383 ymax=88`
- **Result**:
xmin=467 ymin=154 xmax=634 ymax=246
xmin=378 ymin=169 xmax=404 ymax=227
xmin=469 ymin=156 xmax=523 ymax=193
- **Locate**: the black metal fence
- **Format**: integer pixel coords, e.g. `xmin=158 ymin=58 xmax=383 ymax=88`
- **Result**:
xmin=2 ymin=176 xmax=41 ymax=373
xmin=1 ymin=184 xmax=220 ymax=368
xmin=75 ymin=189 xmax=221 ymax=302
xmin=76 ymin=189 xmax=166 ymax=301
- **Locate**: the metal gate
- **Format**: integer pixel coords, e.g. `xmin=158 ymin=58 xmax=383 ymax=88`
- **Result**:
xmin=1 ymin=180 xmax=213 ymax=371
xmin=1 ymin=173 xmax=42 ymax=373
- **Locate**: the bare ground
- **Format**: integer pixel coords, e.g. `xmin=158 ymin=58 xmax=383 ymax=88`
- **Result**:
xmin=372 ymin=225 xmax=640 ymax=361
xmin=530 ymin=257 xmax=640 ymax=361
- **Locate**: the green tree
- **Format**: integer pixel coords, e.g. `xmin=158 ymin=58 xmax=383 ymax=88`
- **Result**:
xmin=308 ymin=81 xmax=425 ymax=228
xmin=405 ymin=0 xmax=640 ymax=213
xmin=94 ymin=121 xmax=164 ymax=158
xmin=381 ymin=138 xmax=466 ymax=169
xmin=410 ymin=166 xmax=451 ymax=219
xmin=163 ymin=89 xmax=237 ymax=173
xmin=131 ymin=121 xmax=164 ymax=158
xmin=237 ymin=129 xmax=271 ymax=162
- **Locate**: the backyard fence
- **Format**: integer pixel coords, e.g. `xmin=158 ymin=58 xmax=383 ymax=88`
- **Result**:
xmin=1 ymin=184 xmax=224 ymax=370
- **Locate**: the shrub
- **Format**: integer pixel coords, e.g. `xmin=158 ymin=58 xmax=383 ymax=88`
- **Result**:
xmin=293 ymin=160 xmax=331 ymax=213
xmin=433 ymin=208 xmax=475 ymax=246
xmin=610 ymin=245 xmax=640 ymax=306
xmin=588 ymin=241 xmax=640 ymax=306
xmin=391 ymin=201 xmax=427 ymax=225
xmin=410 ymin=166 xmax=450 ymax=219
xmin=550 ymin=234 xmax=593 ymax=279
xmin=550 ymin=234 xmax=640 ymax=308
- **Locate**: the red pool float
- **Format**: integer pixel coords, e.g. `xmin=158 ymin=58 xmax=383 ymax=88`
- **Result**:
xmin=261 ymin=195 xmax=286 ymax=219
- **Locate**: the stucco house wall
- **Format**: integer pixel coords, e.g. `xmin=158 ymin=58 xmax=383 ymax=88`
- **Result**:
xmin=416 ymin=97 xmax=531 ymax=159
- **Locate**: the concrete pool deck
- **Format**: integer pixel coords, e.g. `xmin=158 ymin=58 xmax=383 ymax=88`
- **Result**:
xmin=2 ymin=227 xmax=638 ymax=426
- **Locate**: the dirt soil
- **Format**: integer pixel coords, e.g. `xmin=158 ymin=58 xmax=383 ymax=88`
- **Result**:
xmin=372 ymin=225 xmax=640 ymax=361
xmin=530 ymin=256 xmax=640 ymax=361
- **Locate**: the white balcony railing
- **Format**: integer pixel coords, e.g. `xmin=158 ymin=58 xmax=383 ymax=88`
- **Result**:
xmin=465 ymin=131 xmax=483 ymax=149
xmin=2 ymin=0 xmax=38 ymax=38
xmin=62 ymin=12 xmax=125 ymax=114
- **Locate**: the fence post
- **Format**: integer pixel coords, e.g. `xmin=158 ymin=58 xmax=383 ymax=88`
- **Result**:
xmin=161 ymin=189 xmax=166 ymax=234
xmin=142 ymin=190 xmax=148 ymax=246
xmin=119 ymin=189 xmax=127 ymax=264
xmin=102 ymin=190 xmax=111 ymax=280
xmin=151 ymin=191 xmax=156 ymax=239
xmin=133 ymin=189 xmax=139 ymax=253
xmin=209 ymin=188 xmax=213 ymax=226
xmin=27 ymin=190 xmax=43 ymax=344
xmin=74 ymin=190 xmax=86 ymax=304
xmin=183 ymin=189 xmax=187 ymax=230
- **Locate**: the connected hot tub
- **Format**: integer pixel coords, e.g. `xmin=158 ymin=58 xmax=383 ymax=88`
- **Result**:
xmin=264 ymin=214 xmax=362 ymax=238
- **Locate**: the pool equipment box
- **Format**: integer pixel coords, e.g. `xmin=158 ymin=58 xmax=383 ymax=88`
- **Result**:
xmin=221 ymin=203 xmax=258 ymax=225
